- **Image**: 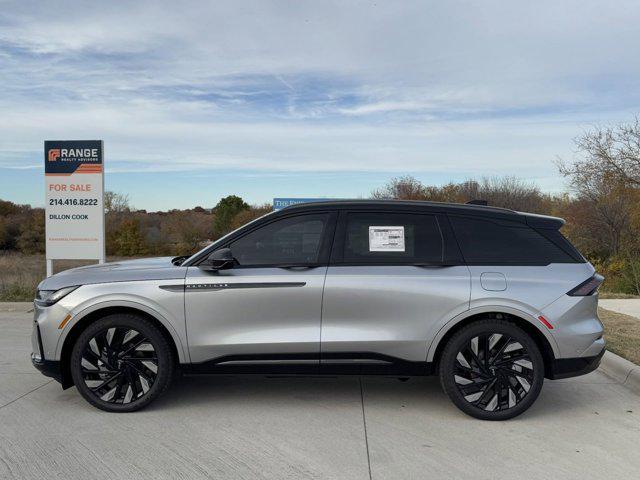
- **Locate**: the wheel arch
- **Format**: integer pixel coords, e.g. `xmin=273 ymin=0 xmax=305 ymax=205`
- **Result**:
xmin=427 ymin=307 xmax=558 ymax=378
xmin=57 ymin=304 xmax=185 ymax=389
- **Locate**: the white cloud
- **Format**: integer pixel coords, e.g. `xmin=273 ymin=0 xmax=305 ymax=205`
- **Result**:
xmin=1 ymin=0 xmax=640 ymax=201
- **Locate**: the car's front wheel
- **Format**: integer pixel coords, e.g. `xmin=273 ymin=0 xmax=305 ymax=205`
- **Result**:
xmin=70 ymin=313 xmax=175 ymax=412
xmin=439 ymin=319 xmax=544 ymax=420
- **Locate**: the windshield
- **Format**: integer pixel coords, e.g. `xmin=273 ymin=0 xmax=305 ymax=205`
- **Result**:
xmin=181 ymin=210 xmax=278 ymax=266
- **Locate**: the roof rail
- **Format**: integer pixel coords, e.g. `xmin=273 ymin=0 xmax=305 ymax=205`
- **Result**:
xmin=466 ymin=199 xmax=488 ymax=206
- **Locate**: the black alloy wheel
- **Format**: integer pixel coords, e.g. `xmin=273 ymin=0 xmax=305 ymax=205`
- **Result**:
xmin=70 ymin=314 xmax=175 ymax=412
xmin=440 ymin=319 xmax=544 ymax=420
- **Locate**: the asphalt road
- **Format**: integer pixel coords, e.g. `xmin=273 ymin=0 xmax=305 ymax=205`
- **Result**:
xmin=1 ymin=302 xmax=639 ymax=480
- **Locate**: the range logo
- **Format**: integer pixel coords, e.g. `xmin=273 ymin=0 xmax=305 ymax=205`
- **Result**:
xmin=48 ymin=149 xmax=61 ymax=162
xmin=44 ymin=140 xmax=103 ymax=175
xmin=47 ymin=148 xmax=99 ymax=162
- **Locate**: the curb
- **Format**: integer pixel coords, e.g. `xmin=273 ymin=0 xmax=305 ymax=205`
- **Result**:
xmin=599 ymin=350 xmax=640 ymax=395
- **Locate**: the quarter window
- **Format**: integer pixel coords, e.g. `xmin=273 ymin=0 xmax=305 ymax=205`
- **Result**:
xmin=342 ymin=212 xmax=444 ymax=264
xmin=229 ymin=214 xmax=329 ymax=266
xmin=449 ymin=216 xmax=578 ymax=265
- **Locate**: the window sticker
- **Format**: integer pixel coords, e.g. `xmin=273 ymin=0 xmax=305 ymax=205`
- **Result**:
xmin=368 ymin=226 xmax=405 ymax=252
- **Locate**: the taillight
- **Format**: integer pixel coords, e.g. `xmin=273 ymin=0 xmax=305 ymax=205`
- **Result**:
xmin=567 ymin=274 xmax=604 ymax=296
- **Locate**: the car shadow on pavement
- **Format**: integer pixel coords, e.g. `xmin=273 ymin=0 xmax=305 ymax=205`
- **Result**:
xmin=145 ymin=373 xmax=594 ymax=421
xmin=150 ymin=374 xmax=443 ymax=412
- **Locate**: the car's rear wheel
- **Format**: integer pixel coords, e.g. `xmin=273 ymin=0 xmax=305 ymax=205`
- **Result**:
xmin=70 ymin=313 xmax=175 ymax=412
xmin=439 ymin=319 xmax=544 ymax=420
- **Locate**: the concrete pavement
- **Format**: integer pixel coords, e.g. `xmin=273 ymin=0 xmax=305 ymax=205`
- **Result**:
xmin=1 ymin=303 xmax=639 ymax=480
xmin=599 ymin=299 xmax=640 ymax=320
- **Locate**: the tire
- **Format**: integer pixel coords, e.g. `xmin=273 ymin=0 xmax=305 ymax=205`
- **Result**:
xmin=70 ymin=313 xmax=175 ymax=412
xmin=439 ymin=319 xmax=544 ymax=421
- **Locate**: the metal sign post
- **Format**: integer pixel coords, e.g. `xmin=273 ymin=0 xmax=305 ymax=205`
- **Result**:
xmin=44 ymin=140 xmax=106 ymax=276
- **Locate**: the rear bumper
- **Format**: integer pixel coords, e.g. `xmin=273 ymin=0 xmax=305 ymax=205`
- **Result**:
xmin=546 ymin=348 xmax=605 ymax=380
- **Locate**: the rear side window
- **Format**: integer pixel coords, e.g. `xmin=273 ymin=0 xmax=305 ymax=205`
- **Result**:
xmin=342 ymin=212 xmax=443 ymax=264
xmin=449 ymin=216 xmax=579 ymax=265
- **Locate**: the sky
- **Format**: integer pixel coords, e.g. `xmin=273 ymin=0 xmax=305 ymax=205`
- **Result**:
xmin=2 ymin=0 xmax=640 ymax=211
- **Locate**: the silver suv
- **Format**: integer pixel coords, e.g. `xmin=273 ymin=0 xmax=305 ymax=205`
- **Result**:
xmin=32 ymin=200 xmax=605 ymax=420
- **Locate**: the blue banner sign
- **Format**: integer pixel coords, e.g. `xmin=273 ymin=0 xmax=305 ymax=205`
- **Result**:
xmin=273 ymin=198 xmax=328 ymax=210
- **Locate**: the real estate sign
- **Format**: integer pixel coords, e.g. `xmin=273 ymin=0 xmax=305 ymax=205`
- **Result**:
xmin=44 ymin=140 xmax=105 ymax=262
xmin=273 ymin=198 xmax=328 ymax=210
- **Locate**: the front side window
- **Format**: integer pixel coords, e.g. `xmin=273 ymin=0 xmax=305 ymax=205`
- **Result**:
xmin=229 ymin=214 xmax=330 ymax=266
xmin=342 ymin=212 xmax=444 ymax=264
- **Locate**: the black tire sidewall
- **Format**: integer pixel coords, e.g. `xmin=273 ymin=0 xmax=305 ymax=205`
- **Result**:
xmin=70 ymin=314 xmax=174 ymax=412
xmin=439 ymin=319 xmax=544 ymax=421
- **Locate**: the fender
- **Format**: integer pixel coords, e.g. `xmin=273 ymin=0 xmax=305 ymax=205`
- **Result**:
xmin=426 ymin=304 xmax=560 ymax=363
xmin=54 ymin=296 xmax=189 ymax=363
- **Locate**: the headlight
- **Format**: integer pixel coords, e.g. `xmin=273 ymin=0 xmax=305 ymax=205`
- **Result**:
xmin=35 ymin=286 xmax=80 ymax=307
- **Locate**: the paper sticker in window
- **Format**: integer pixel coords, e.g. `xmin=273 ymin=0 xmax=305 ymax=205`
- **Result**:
xmin=369 ymin=226 xmax=405 ymax=252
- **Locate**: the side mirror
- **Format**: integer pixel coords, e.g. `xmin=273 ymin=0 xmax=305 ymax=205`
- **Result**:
xmin=200 ymin=248 xmax=235 ymax=271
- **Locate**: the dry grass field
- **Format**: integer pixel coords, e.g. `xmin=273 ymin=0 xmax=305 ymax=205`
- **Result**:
xmin=598 ymin=307 xmax=640 ymax=365
xmin=0 ymin=253 xmax=137 ymax=301
xmin=0 ymin=253 xmax=47 ymax=301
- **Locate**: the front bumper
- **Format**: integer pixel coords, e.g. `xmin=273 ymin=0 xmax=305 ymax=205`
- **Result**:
xmin=31 ymin=310 xmax=67 ymax=386
xmin=31 ymin=354 xmax=63 ymax=383
xmin=546 ymin=348 xmax=605 ymax=380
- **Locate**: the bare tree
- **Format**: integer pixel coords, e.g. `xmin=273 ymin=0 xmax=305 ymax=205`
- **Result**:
xmin=371 ymin=175 xmax=544 ymax=211
xmin=559 ymin=183 xmax=633 ymax=257
xmin=558 ymin=117 xmax=640 ymax=188
xmin=557 ymin=120 xmax=640 ymax=257
xmin=371 ymin=176 xmax=427 ymax=200
xmin=104 ymin=191 xmax=131 ymax=214
xmin=463 ymin=176 xmax=545 ymax=212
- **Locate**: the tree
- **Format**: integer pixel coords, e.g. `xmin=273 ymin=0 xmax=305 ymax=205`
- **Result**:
xmin=213 ymin=195 xmax=249 ymax=237
xmin=557 ymin=121 xmax=640 ymax=258
xmin=104 ymin=191 xmax=133 ymax=255
xmin=0 ymin=199 xmax=22 ymax=216
xmin=458 ymin=177 xmax=545 ymax=213
xmin=164 ymin=210 xmax=214 ymax=255
xmin=558 ymin=117 xmax=640 ymax=188
xmin=112 ymin=219 xmax=148 ymax=256
xmin=16 ymin=210 xmax=45 ymax=254
xmin=0 ymin=216 xmax=10 ymax=250
xmin=370 ymin=175 xmax=545 ymax=211
xmin=556 ymin=120 xmax=640 ymax=293
xmin=104 ymin=191 xmax=130 ymax=214
xmin=371 ymin=176 xmax=427 ymax=200
xmin=228 ymin=204 xmax=273 ymax=231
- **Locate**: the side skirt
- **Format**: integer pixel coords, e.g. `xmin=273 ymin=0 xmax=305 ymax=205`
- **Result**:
xmin=182 ymin=352 xmax=435 ymax=376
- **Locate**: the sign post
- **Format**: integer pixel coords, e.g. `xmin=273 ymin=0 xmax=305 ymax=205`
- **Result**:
xmin=44 ymin=140 xmax=105 ymax=276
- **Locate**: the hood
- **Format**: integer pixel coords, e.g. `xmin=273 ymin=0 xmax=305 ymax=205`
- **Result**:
xmin=38 ymin=256 xmax=188 ymax=291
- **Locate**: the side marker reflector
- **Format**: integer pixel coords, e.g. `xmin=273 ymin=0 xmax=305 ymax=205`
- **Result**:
xmin=538 ymin=315 xmax=554 ymax=330
xmin=58 ymin=314 xmax=72 ymax=330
